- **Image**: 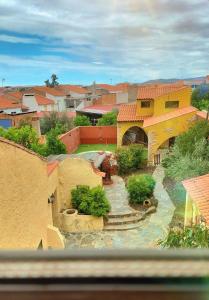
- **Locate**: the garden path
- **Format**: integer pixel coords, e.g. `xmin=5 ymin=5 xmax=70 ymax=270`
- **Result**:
xmin=65 ymin=166 xmax=175 ymax=249
xmin=104 ymin=175 xmax=136 ymax=215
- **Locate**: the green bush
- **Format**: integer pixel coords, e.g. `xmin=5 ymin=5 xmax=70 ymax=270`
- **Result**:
xmin=116 ymin=147 xmax=133 ymax=175
xmin=89 ymin=186 xmax=111 ymax=217
xmin=0 ymin=125 xmax=39 ymax=148
xmin=116 ymin=145 xmax=147 ymax=175
xmin=74 ymin=115 xmax=91 ymax=126
xmin=46 ymin=127 xmax=67 ymax=155
xmin=159 ymin=225 xmax=209 ymax=248
xmin=0 ymin=125 xmax=67 ymax=157
xmin=97 ymin=111 xmax=117 ymax=126
xmin=71 ymin=185 xmax=110 ymax=217
xmin=127 ymin=174 xmax=155 ymax=204
xmin=40 ymin=111 xmax=74 ymax=134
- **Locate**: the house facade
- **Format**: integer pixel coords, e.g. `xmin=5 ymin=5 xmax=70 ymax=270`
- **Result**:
xmin=183 ymin=174 xmax=209 ymax=227
xmin=117 ymin=85 xmax=198 ymax=164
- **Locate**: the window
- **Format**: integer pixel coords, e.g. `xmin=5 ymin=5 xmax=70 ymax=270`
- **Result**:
xmin=165 ymin=101 xmax=179 ymax=108
xmin=141 ymin=101 xmax=151 ymax=108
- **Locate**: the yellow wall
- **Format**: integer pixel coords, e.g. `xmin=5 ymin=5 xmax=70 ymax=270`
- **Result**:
xmin=0 ymin=139 xmax=64 ymax=249
xmin=51 ymin=157 xmax=103 ymax=227
xmin=184 ymin=194 xmax=201 ymax=227
xmin=136 ymin=99 xmax=154 ymax=116
xmin=153 ymin=87 xmax=192 ymax=117
xmin=117 ymin=121 xmax=144 ymax=146
xmin=144 ymin=110 xmax=197 ymax=163
xmin=61 ymin=209 xmax=103 ymax=232
xmin=117 ymin=110 xmax=197 ymax=163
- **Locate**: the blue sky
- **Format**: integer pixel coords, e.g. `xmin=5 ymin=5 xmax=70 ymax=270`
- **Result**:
xmin=0 ymin=0 xmax=209 ymax=86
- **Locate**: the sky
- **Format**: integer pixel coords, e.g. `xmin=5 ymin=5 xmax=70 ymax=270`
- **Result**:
xmin=0 ymin=0 xmax=209 ymax=86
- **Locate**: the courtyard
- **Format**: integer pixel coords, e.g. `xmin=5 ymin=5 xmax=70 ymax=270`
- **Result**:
xmin=65 ymin=165 xmax=175 ymax=249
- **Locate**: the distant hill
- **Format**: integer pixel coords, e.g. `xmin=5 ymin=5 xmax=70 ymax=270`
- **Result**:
xmin=142 ymin=76 xmax=206 ymax=84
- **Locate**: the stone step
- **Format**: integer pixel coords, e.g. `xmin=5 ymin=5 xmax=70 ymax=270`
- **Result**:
xmin=108 ymin=211 xmax=140 ymax=218
xmin=105 ymin=214 xmax=144 ymax=226
xmin=104 ymin=222 xmax=142 ymax=231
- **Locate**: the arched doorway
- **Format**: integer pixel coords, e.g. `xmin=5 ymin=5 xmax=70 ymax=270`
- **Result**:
xmin=122 ymin=126 xmax=148 ymax=146
xmin=154 ymin=136 xmax=176 ymax=165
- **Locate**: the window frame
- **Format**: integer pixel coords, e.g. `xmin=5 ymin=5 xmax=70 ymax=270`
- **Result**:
xmin=165 ymin=101 xmax=179 ymax=108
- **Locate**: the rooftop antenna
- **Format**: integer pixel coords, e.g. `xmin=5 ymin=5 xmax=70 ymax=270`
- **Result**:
xmin=2 ymin=78 xmax=5 ymax=87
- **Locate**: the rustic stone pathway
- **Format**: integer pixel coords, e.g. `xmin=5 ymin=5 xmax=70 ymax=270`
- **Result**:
xmin=104 ymin=176 xmax=136 ymax=215
xmin=65 ymin=166 xmax=175 ymax=249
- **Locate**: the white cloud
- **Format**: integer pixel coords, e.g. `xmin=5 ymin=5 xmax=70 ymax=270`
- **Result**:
xmin=0 ymin=34 xmax=40 ymax=44
xmin=0 ymin=0 xmax=208 ymax=82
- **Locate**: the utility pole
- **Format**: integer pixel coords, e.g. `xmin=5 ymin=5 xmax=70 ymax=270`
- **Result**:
xmin=2 ymin=78 xmax=5 ymax=87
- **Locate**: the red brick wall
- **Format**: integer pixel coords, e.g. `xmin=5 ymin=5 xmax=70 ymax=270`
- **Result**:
xmin=80 ymin=126 xmax=117 ymax=144
xmin=59 ymin=126 xmax=117 ymax=153
xmin=59 ymin=127 xmax=80 ymax=153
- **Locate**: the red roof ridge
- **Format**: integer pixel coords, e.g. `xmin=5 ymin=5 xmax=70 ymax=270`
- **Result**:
xmin=117 ymin=103 xmax=151 ymax=122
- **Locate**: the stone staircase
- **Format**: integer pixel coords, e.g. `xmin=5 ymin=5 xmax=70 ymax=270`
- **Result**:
xmin=104 ymin=211 xmax=145 ymax=231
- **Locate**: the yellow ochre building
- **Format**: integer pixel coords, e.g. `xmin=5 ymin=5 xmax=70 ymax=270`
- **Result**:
xmin=117 ymin=84 xmax=199 ymax=164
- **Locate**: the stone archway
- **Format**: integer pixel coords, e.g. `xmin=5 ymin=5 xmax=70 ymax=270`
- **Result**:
xmin=122 ymin=126 xmax=148 ymax=146
xmin=153 ymin=136 xmax=177 ymax=165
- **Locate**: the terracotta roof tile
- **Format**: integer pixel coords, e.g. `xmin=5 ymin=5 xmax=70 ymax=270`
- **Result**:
xmin=117 ymin=103 xmax=151 ymax=122
xmin=94 ymin=94 xmax=116 ymax=105
xmin=35 ymin=95 xmax=55 ymax=105
xmin=58 ymin=85 xmax=88 ymax=94
xmin=97 ymin=84 xmax=126 ymax=93
xmin=77 ymin=104 xmax=120 ymax=115
xmin=137 ymin=85 xmax=188 ymax=99
xmin=143 ymin=106 xmax=197 ymax=127
xmin=34 ymin=86 xmax=66 ymax=97
xmin=0 ymin=95 xmax=27 ymax=110
xmin=183 ymin=174 xmax=209 ymax=224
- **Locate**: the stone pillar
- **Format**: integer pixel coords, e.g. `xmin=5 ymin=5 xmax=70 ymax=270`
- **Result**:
xmin=147 ymin=130 xmax=157 ymax=166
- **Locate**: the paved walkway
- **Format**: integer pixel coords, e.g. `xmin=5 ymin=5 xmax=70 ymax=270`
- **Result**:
xmin=65 ymin=166 xmax=175 ymax=249
xmin=104 ymin=176 xmax=135 ymax=215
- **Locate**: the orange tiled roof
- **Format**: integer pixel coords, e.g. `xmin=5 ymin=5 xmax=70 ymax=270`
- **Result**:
xmin=58 ymin=84 xmax=88 ymax=94
xmin=183 ymin=174 xmax=209 ymax=225
xmin=35 ymin=95 xmax=55 ymax=105
xmin=0 ymin=96 xmax=27 ymax=110
xmin=97 ymin=84 xmax=125 ymax=93
xmin=143 ymin=106 xmax=197 ymax=127
xmin=137 ymin=85 xmax=188 ymax=99
xmin=6 ymin=91 xmax=23 ymax=100
xmin=34 ymin=86 xmax=66 ymax=97
xmin=117 ymin=103 xmax=151 ymax=122
xmin=95 ymin=93 xmax=116 ymax=105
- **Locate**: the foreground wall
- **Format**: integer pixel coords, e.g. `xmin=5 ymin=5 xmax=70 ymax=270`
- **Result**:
xmin=59 ymin=126 xmax=117 ymax=153
xmin=0 ymin=138 xmax=64 ymax=250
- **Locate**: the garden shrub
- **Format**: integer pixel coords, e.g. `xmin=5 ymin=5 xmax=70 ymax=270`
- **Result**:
xmin=71 ymin=185 xmax=110 ymax=217
xmin=159 ymin=224 xmax=209 ymax=248
xmin=97 ymin=111 xmax=117 ymax=126
xmin=40 ymin=111 xmax=74 ymax=134
xmin=127 ymin=174 xmax=155 ymax=204
xmin=129 ymin=144 xmax=146 ymax=169
xmin=116 ymin=147 xmax=133 ymax=175
xmin=45 ymin=127 xmax=67 ymax=155
xmin=116 ymin=144 xmax=147 ymax=175
xmin=74 ymin=115 xmax=91 ymax=126
xmin=89 ymin=186 xmax=111 ymax=217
